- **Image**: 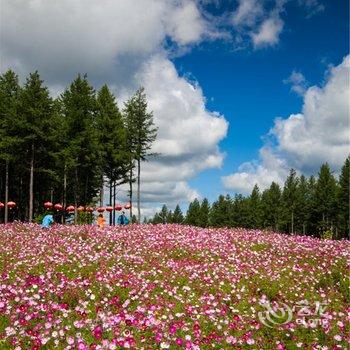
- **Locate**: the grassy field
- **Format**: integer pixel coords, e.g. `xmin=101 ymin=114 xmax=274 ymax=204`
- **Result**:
xmin=0 ymin=223 xmax=349 ymax=349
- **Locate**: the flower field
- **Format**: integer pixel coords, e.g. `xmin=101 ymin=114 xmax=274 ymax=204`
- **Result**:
xmin=0 ymin=224 xmax=349 ymax=350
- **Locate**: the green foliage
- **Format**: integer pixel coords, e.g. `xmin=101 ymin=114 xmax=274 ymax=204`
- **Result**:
xmin=199 ymin=198 xmax=210 ymax=227
xmin=60 ymin=74 xmax=101 ymax=206
xmin=172 ymin=204 xmax=184 ymax=224
xmin=149 ymin=159 xmax=348 ymax=239
xmin=0 ymin=70 xmax=157 ymax=223
xmin=261 ymin=182 xmax=282 ymax=231
xmin=313 ymin=163 xmax=338 ymax=237
xmin=76 ymin=211 xmax=94 ymax=225
xmin=321 ymin=230 xmax=333 ymax=240
xmin=123 ymin=87 xmax=158 ymax=222
xmin=337 ymin=157 xmax=350 ymax=239
xmin=186 ymin=198 xmax=201 ymax=226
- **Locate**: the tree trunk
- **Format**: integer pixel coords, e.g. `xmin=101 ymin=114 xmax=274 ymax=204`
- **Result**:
xmin=74 ymin=167 xmax=79 ymax=223
xmin=109 ymin=178 xmax=113 ymax=226
xmin=29 ymin=143 xmax=34 ymax=222
xmin=4 ymin=159 xmax=9 ymax=224
xmin=113 ymin=181 xmax=116 ymax=225
xmin=100 ymin=174 xmax=104 ymax=207
xmin=62 ymin=165 xmax=67 ymax=223
xmin=129 ymin=168 xmax=133 ymax=218
xmin=137 ymin=158 xmax=141 ymax=223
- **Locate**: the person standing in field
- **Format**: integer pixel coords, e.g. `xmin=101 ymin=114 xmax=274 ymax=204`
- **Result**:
xmin=97 ymin=214 xmax=106 ymax=228
xmin=41 ymin=214 xmax=54 ymax=228
xmin=117 ymin=211 xmax=129 ymax=225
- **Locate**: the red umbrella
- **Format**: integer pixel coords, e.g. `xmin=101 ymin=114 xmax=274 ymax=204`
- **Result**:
xmin=54 ymin=203 xmax=63 ymax=211
xmin=97 ymin=207 xmax=105 ymax=213
xmin=0 ymin=202 xmax=4 ymax=209
xmin=44 ymin=201 xmax=53 ymax=209
xmin=86 ymin=206 xmax=94 ymax=213
xmin=77 ymin=206 xmax=85 ymax=212
xmin=115 ymin=204 xmax=122 ymax=211
xmin=7 ymin=201 xmax=16 ymax=208
xmin=106 ymin=206 xmax=113 ymax=212
xmin=124 ymin=203 xmax=131 ymax=210
xmin=66 ymin=205 xmax=75 ymax=212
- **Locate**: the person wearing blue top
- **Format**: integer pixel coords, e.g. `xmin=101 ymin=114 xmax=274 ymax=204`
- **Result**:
xmin=41 ymin=214 xmax=54 ymax=228
xmin=117 ymin=211 xmax=129 ymax=225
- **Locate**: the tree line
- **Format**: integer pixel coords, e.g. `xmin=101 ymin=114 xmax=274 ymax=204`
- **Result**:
xmin=0 ymin=70 xmax=157 ymax=224
xmin=149 ymin=159 xmax=349 ymax=239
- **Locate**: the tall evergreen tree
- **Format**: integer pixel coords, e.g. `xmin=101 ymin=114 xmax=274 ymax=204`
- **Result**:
xmin=0 ymin=70 xmax=21 ymax=223
xmin=60 ymin=74 xmax=100 ymax=213
xmin=199 ymin=198 xmax=210 ymax=227
xmin=261 ymin=182 xmax=282 ymax=231
xmin=159 ymin=204 xmax=169 ymax=224
xmin=123 ymin=88 xmax=157 ymax=223
xmin=281 ymin=169 xmax=299 ymax=234
xmin=186 ymin=199 xmax=201 ymax=226
xmin=337 ymin=157 xmax=349 ymax=239
xmin=96 ymin=85 xmax=128 ymax=225
xmin=172 ymin=204 xmax=184 ymax=224
xmin=19 ymin=72 xmax=56 ymax=221
xmin=209 ymin=195 xmax=232 ymax=228
xmin=294 ymin=175 xmax=311 ymax=234
xmin=314 ymin=163 xmax=338 ymax=236
xmin=247 ymin=184 xmax=262 ymax=228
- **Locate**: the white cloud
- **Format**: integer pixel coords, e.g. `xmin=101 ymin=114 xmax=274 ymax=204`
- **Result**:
xmin=232 ymin=0 xmax=263 ymax=27
xmin=251 ymin=16 xmax=284 ymax=47
xmin=283 ymin=71 xmax=308 ymax=95
xmin=1 ymin=0 xmax=227 ymax=212
xmin=222 ymin=55 xmax=350 ymax=194
xmin=222 ymin=147 xmax=289 ymax=194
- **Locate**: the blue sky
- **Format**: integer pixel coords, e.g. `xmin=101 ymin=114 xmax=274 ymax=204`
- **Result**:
xmin=180 ymin=0 xmax=349 ymax=202
xmin=2 ymin=0 xmax=349 ymax=215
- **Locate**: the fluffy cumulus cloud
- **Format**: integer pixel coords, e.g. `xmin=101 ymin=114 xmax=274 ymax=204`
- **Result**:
xmin=1 ymin=0 xmax=227 ymax=213
xmin=222 ymin=55 xmax=350 ymax=194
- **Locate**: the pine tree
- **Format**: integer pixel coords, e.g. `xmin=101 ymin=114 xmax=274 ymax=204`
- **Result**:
xmin=294 ymin=175 xmax=311 ymax=235
xmin=172 ymin=204 xmax=184 ymax=224
xmin=19 ymin=72 xmax=55 ymax=221
xmin=123 ymin=88 xmax=157 ymax=223
xmin=281 ymin=169 xmax=299 ymax=234
xmin=186 ymin=199 xmax=201 ymax=226
xmin=159 ymin=204 xmax=169 ymax=224
xmin=337 ymin=157 xmax=349 ymax=239
xmin=60 ymin=74 xmax=101 ymax=214
xmin=167 ymin=210 xmax=173 ymax=224
xmin=314 ymin=163 xmax=338 ymax=236
xmin=96 ymin=85 xmax=128 ymax=225
xmin=261 ymin=182 xmax=282 ymax=231
xmin=247 ymin=184 xmax=262 ymax=228
xmin=0 ymin=70 xmax=21 ymax=223
xmin=199 ymin=198 xmax=210 ymax=227
xmin=209 ymin=195 xmax=232 ymax=228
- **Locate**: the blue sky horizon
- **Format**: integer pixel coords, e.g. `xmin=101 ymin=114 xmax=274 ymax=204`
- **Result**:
xmin=1 ymin=0 xmax=349 ymax=216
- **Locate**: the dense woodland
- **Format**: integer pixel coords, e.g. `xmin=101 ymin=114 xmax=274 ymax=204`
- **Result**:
xmin=150 ymin=159 xmax=350 ymax=239
xmin=0 ymin=70 xmax=157 ymax=223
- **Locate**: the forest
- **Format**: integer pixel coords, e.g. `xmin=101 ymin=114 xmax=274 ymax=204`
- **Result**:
xmin=0 ymin=70 xmax=157 ymax=224
xmin=150 ymin=159 xmax=350 ymax=239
